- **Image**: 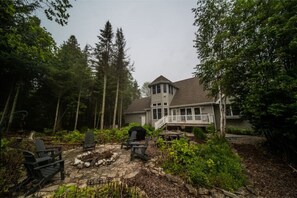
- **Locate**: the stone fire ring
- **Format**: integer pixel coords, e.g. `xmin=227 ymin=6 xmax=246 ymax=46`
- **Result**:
xmin=73 ymin=150 xmax=119 ymax=168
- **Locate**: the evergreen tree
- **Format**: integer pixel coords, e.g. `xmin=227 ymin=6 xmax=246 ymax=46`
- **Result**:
xmin=95 ymin=21 xmax=114 ymax=130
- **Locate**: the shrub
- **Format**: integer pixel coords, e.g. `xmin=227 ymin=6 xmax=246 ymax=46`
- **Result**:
xmin=226 ymin=126 xmax=255 ymax=135
xmin=0 ymin=138 xmax=34 ymax=196
xmin=206 ymin=124 xmax=216 ymax=133
xmin=62 ymin=130 xmax=84 ymax=143
xmin=51 ymin=183 xmax=143 ymax=197
xmin=192 ymin=127 xmax=206 ymax=140
xmin=162 ymin=136 xmax=246 ymax=191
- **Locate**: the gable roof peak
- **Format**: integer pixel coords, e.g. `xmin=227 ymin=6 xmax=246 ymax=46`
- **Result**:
xmin=149 ymin=75 xmax=173 ymax=87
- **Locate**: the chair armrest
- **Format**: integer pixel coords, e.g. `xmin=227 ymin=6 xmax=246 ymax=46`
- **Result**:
xmin=34 ymin=160 xmax=64 ymax=170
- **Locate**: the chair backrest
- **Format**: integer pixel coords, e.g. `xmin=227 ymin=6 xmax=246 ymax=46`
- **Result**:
xmin=84 ymin=130 xmax=95 ymax=145
xmin=129 ymin=131 xmax=137 ymax=142
xmin=35 ymin=139 xmax=47 ymax=157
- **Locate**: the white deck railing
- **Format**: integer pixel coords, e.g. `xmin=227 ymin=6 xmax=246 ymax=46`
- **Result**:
xmin=154 ymin=114 xmax=214 ymax=129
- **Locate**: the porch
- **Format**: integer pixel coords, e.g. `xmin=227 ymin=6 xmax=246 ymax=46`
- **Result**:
xmin=154 ymin=114 xmax=214 ymax=129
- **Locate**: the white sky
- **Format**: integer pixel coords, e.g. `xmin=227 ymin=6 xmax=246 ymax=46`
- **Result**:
xmin=37 ymin=0 xmax=199 ymax=87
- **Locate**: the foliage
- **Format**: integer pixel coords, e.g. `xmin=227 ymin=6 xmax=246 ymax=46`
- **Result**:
xmin=192 ymin=127 xmax=206 ymax=140
xmin=162 ymin=137 xmax=246 ymax=191
xmin=226 ymin=127 xmax=255 ymax=136
xmin=193 ymin=0 xmax=297 ymax=159
xmin=0 ymin=138 xmax=34 ymax=196
xmin=62 ymin=130 xmax=84 ymax=143
xmin=51 ymin=183 xmax=143 ymax=197
xmin=206 ymin=124 xmax=216 ymax=134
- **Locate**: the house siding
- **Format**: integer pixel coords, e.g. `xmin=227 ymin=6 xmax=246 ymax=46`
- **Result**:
xmin=125 ymin=113 xmax=145 ymax=125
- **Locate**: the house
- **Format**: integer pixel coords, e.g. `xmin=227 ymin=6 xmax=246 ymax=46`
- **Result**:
xmin=124 ymin=75 xmax=251 ymax=130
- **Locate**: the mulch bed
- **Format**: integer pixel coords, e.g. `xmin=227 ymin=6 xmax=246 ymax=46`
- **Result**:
xmin=232 ymin=144 xmax=297 ymax=198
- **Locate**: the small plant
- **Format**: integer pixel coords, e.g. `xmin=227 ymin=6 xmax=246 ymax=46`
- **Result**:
xmin=226 ymin=126 xmax=255 ymax=135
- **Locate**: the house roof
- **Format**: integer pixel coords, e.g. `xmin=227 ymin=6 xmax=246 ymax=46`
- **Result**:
xmin=170 ymin=77 xmax=214 ymax=106
xmin=125 ymin=76 xmax=214 ymax=114
xmin=148 ymin=75 xmax=177 ymax=88
xmin=124 ymin=97 xmax=151 ymax=114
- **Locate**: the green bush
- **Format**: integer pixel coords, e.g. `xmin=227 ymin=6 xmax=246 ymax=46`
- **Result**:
xmin=162 ymin=136 xmax=246 ymax=191
xmin=226 ymin=126 xmax=255 ymax=135
xmin=62 ymin=130 xmax=84 ymax=143
xmin=51 ymin=183 xmax=143 ymax=197
xmin=206 ymin=124 xmax=216 ymax=133
xmin=193 ymin=127 xmax=206 ymax=140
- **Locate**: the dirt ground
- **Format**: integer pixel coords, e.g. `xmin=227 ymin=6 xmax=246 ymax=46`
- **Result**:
xmin=232 ymin=143 xmax=297 ymax=198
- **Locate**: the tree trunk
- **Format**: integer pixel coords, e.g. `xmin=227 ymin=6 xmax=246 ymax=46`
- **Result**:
xmin=118 ymin=93 xmax=123 ymax=128
xmin=112 ymin=78 xmax=120 ymax=128
xmin=74 ymin=88 xmax=82 ymax=131
xmin=93 ymin=100 xmax=98 ymax=129
xmin=7 ymin=83 xmax=20 ymax=133
xmin=0 ymin=86 xmax=13 ymax=126
xmin=53 ymin=96 xmax=61 ymax=132
xmin=100 ymin=74 xmax=107 ymax=130
xmin=219 ymin=85 xmax=226 ymax=137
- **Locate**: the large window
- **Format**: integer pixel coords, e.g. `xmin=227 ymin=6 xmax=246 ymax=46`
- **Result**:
xmin=164 ymin=108 xmax=168 ymax=116
xmin=194 ymin=107 xmax=201 ymax=120
xmin=153 ymin=108 xmax=162 ymax=119
xmin=157 ymin=85 xmax=161 ymax=93
xmin=157 ymin=108 xmax=162 ymax=119
xmin=152 ymin=86 xmax=156 ymax=94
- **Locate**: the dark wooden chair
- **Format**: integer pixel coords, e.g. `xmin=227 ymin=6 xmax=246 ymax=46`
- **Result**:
xmin=35 ymin=139 xmax=62 ymax=162
xmin=121 ymin=130 xmax=137 ymax=149
xmin=11 ymin=150 xmax=65 ymax=197
xmin=82 ymin=130 xmax=97 ymax=151
xmin=130 ymin=137 xmax=150 ymax=161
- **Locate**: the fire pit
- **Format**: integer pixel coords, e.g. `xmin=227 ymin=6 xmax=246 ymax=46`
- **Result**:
xmin=73 ymin=150 xmax=119 ymax=168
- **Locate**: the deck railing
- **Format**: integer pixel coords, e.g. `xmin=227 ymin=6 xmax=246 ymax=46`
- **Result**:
xmin=154 ymin=114 xmax=214 ymax=129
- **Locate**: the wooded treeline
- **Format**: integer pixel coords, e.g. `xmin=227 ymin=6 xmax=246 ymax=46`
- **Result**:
xmin=0 ymin=0 xmax=140 ymax=132
xmin=194 ymin=0 xmax=297 ymax=159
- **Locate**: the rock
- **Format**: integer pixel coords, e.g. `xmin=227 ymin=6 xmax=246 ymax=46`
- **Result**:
xmin=98 ymin=159 xmax=104 ymax=165
xmin=84 ymin=162 xmax=91 ymax=167
xmin=77 ymin=163 xmax=84 ymax=169
xmin=185 ymin=184 xmax=198 ymax=196
xmin=222 ymin=189 xmax=239 ymax=198
xmin=198 ymin=187 xmax=209 ymax=195
xmin=210 ymin=189 xmax=225 ymax=198
xmin=165 ymin=174 xmax=184 ymax=186
xmin=124 ymin=171 xmax=139 ymax=179
xmin=41 ymin=184 xmax=60 ymax=192
xmin=74 ymin=158 xmax=82 ymax=165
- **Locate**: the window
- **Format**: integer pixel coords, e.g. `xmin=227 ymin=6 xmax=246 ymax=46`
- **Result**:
xmin=153 ymin=103 xmax=156 ymax=106
xmin=152 ymin=85 xmax=156 ymax=94
xmin=226 ymin=105 xmax=240 ymax=116
xmin=157 ymin=85 xmax=161 ymax=93
xmin=158 ymin=103 xmax=161 ymax=106
xmin=169 ymin=85 xmax=173 ymax=94
xmin=163 ymin=84 xmax=167 ymax=93
xmin=180 ymin=108 xmax=185 ymax=121
xmin=164 ymin=102 xmax=167 ymax=106
xmin=164 ymin=108 xmax=168 ymax=116
xmin=187 ymin=108 xmax=192 ymax=120
xmin=194 ymin=107 xmax=201 ymax=120
xmin=153 ymin=109 xmax=157 ymax=119
xmin=172 ymin=109 xmax=176 ymax=121
xmin=157 ymin=108 xmax=162 ymax=119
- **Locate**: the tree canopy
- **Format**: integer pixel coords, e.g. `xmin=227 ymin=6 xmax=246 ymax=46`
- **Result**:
xmin=193 ymin=0 xmax=297 ymax=159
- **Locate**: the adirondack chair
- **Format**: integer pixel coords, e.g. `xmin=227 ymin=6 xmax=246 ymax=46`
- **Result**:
xmin=35 ymin=139 xmax=62 ymax=162
xmin=130 ymin=137 xmax=150 ymax=161
xmin=82 ymin=130 xmax=97 ymax=151
xmin=11 ymin=150 xmax=65 ymax=197
xmin=121 ymin=130 xmax=137 ymax=149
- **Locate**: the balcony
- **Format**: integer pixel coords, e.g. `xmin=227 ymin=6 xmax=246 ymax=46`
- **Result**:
xmin=154 ymin=114 xmax=214 ymax=129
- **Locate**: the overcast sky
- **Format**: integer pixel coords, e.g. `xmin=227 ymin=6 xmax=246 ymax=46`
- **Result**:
xmin=38 ymin=0 xmax=199 ymax=87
